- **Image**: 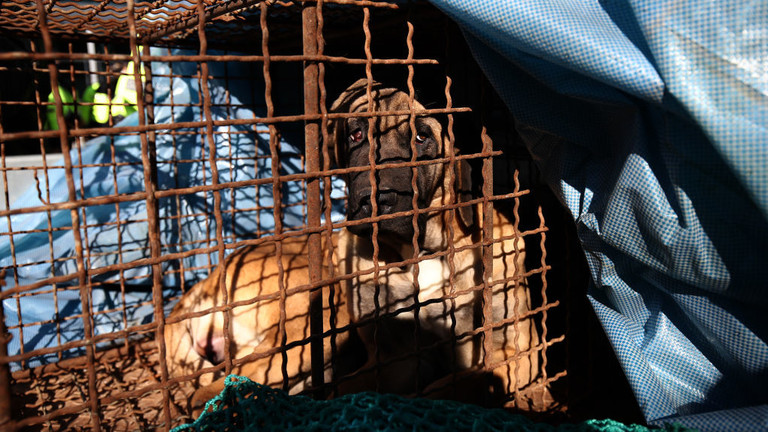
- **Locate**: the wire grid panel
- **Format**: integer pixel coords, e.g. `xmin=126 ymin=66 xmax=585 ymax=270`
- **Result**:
xmin=0 ymin=0 xmax=565 ymax=430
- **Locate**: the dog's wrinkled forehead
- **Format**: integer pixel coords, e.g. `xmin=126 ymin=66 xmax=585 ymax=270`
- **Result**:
xmin=329 ymin=79 xmax=446 ymax=169
xmin=331 ymin=79 xmax=430 ymax=122
xmin=331 ymin=78 xmax=438 ymax=115
xmin=353 ymin=91 xmax=442 ymax=141
xmin=348 ymin=88 xmax=424 ymax=116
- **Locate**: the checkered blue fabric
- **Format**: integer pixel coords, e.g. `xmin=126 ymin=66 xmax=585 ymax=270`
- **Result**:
xmin=429 ymin=0 xmax=768 ymax=430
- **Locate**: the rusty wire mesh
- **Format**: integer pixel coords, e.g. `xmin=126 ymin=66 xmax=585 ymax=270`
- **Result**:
xmin=0 ymin=0 xmax=581 ymax=430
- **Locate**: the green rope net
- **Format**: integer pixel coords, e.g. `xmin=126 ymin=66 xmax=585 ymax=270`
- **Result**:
xmin=172 ymin=375 xmax=695 ymax=432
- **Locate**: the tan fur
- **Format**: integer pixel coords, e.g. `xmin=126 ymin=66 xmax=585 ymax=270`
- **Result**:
xmin=163 ymin=235 xmax=349 ymax=412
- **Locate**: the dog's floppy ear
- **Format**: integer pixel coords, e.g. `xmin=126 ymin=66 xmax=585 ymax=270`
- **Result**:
xmin=327 ymin=79 xmax=382 ymax=168
xmin=453 ymin=157 xmax=476 ymax=230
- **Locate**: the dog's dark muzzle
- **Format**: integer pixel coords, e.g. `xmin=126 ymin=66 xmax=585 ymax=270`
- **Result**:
xmin=352 ymin=188 xmax=403 ymax=216
xmin=347 ymin=187 xmax=416 ymax=238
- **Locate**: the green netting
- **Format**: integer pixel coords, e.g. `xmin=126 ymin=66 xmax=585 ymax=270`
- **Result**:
xmin=172 ymin=375 xmax=697 ymax=432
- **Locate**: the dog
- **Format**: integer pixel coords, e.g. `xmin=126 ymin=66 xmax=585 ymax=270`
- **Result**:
xmin=329 ymin=79 xmax=550 ymax=409
xmin=164 ymin=78 xmax=550 ymax=414
xmin=163 ymin=234 xmax=353 ymax=414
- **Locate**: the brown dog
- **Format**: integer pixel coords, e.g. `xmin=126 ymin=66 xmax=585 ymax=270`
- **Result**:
xmin=329 ymin=79 xmax=549 ymax=409
xmin=164 ymin=78 xmax=549 ymax=413
xmin=163 ymin=234 xmax=351 ymax=413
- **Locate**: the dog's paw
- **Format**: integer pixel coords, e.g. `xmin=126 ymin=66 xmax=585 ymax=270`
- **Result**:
xmin=189 ymin=385 xmax=221 ymax=418
xmin=505 ymin=383 xmax=558 ymax=413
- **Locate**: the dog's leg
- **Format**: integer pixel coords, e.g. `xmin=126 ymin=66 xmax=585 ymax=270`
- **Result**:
xmin=335 ymin=321 xmax=451 ymax=396
xmin=492 ymin=345 xmax=555 ymax=411
xmin=491 ymin=321 xmax=556 ymax=412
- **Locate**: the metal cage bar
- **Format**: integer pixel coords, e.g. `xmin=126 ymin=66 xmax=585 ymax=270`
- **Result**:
xmin=301 ymin=0 xmax=326 ymax=398
xmin=35 ymin=0 xmax=102 ymax=429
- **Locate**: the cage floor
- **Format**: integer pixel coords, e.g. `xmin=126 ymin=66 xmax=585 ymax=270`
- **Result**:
xmin=11 ymin=340 xmax=195 ymax=431
xmin=9 ymin=339 xmax=574 ymax=430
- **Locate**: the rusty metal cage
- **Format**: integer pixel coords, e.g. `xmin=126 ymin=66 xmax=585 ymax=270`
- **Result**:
xmin=0 ymin=0 xmax=640 ymax=430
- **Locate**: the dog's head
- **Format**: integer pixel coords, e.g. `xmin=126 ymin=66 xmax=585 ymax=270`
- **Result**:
xmin=329 ymin=79 xmax=474 ymax=248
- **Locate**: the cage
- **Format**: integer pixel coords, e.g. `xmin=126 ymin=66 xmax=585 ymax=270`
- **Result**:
xmin=0 ymin=0 xmax=640 ymax=430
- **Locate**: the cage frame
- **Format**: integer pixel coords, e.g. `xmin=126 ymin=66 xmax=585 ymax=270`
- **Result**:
xmin=0 ymin=1 xmax=573 ymax=430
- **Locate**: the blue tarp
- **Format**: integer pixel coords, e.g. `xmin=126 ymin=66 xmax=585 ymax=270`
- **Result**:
xmin=428 ymin=0 xmax=768 ymax=430
xmin=0 ymin=49 xmax=345 ymax=369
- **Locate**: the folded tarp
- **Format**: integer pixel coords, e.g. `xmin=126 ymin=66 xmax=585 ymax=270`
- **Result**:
xmin=427 ymin=0 xmax=768 ymax=430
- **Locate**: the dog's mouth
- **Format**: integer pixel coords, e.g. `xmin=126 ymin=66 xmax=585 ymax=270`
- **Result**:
xmin=347 ymin=187 xmax=418 ymax=240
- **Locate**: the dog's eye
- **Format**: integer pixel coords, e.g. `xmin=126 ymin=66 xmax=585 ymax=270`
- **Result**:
xmin=415 ymin=132 xmax=429 ymax=144
xmin=349 ymin=129 xmax=363 ymax=143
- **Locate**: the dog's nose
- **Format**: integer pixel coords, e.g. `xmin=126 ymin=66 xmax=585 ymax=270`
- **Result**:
xmin=376 ymin=189 xmax=399 ymax=215
xmin=353 ymin=188 xmax=400 ymax=216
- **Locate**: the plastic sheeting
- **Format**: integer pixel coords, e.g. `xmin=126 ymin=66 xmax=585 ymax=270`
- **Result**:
xmin=427 ymin=0 xmax=768 ymax=430
xmin=0 ymin=48 xmax=345 ymax=370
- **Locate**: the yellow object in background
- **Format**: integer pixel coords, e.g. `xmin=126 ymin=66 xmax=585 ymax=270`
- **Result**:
xmin=46 ymin=58 xmax=144 ymax=129
xmin=45 ymin=85 xmax=75 ymax=130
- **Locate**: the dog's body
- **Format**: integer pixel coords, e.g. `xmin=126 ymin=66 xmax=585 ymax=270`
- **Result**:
xmin=164 ymin=79 xmax=549 ymax=413
xmin=331 ymin=80 xmax=545 ymax=408
xmin=163 ymin=234 xmax=351 ymax=410
xmin=336 ymin=210 xmax=538 ymax=404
